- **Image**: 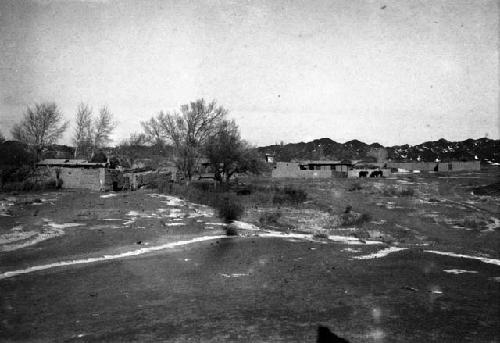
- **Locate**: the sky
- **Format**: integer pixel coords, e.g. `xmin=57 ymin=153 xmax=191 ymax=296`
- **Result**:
xmin=0 ymin=0 xmax=498 ymax=147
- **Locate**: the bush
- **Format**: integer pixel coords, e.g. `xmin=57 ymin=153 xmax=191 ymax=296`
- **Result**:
xmin=399 ymin=188 xmax=415 ymax=197
xmin=215 ymin=196 xmax=244 ymax=223
xmin=348 ymin=182 xmax=362 ymax=191
xmin=383 ymin=186 xmax=415 ymax=197
xmin=272 ymin=186 xmax=307 ymax=205
xmin=259 ymin=211 xmax=281 ymax=226
xmin=339 ymin=212 xmax=372 ymax=227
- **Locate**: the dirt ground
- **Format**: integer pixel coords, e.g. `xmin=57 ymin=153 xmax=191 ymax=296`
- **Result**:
xmin=1 ymin=168 xmax=499 ymax=342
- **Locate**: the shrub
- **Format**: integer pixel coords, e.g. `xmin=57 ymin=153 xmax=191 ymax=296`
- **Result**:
xmin=226 ymin=225 xmax=239 ymax=236
xmin=192 ymin=181 xmax=213 ymax=193
xmin=399 ymin=188 xmax=415 ymax=197
xmin=339 ymin=212 xmax=372 ymax=227
xmin=348 ymin=182 xmax=362 ymax=191
xmin=272 ymin=185 xmax=307 ymax=205
xmin=259 ymin=211 xmax=281 ymax=226
xmin=383 ymin=186 xmax=415 ymax=197
xmin=214 ymin=196 xmax=244 ymax=223
xmin=313 ymin=232 xmax=328 ymax=239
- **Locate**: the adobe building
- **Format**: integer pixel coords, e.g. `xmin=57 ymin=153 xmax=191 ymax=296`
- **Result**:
xmin=374 ymin=161 xmax=480 ymax=172
xmin=272 ymin=160 xmax=354 ymax=178
xmin=37 ymin=159 xmax=123 ymax=191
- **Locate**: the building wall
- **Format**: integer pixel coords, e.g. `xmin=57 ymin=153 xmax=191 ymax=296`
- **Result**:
xmin=448 ymin=161 xmax=480 ymax=171
xmin=335 ymin=165 xmax=349 ymax=172
xmin=38 ymin=166 xmax=119 ymax=191
xmin=272 ymin=162 xmax=332 ymax=178
xmin=385 ymin=161 xmax=480 ymax=172
xmin=386 ymin=162 xmax=437 ymax=171
xmin=58 ymin=167 xmax=106 ymax=191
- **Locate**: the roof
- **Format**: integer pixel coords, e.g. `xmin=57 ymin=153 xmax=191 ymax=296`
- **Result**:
xmin=298 ymin=160 xmax=343 ymax=165
xmin=37 ymin=159 xmax=106 ymax=167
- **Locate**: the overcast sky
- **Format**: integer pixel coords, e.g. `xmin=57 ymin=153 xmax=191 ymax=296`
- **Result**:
xmin=0 ymin=0 xmax=498 ymax=147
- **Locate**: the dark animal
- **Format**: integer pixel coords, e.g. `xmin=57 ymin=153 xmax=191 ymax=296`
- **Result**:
xmin=358 ymin=171 xmax=368 ymax=178
xmin=317 ymin=326 xmax=350 ymax=343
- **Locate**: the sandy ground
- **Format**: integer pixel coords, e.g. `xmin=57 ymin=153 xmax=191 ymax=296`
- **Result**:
xmin=0 ymin=170 xmax=499 ymax=342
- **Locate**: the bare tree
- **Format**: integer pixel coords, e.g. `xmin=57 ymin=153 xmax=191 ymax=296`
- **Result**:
xmin=93 ymin=106 xmax=116 ymax=154
xmin=141 ymin=116 xmax=165 ymax=147
xmin=72 ymin=102 xmax=93 ymax=158
xmin=127 ymin=132 xmax=148 ymax=146
xmin=143 ymin=99 xmax=227 ymax=180
xmin=11 ymin=102 xmax=69 ymax=160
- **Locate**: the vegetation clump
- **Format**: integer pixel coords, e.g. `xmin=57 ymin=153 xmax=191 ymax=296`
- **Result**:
xmin=272 ymin=185 xmax=307 ymax=205
xmin=215 ymin=196 xmax=244 ymax=223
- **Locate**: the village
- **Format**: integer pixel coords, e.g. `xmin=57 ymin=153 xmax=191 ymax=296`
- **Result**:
xmin=1 ymin=117 xmax=499 ymax=342
xmin=1 ymin=0 xmax=499 ymax=342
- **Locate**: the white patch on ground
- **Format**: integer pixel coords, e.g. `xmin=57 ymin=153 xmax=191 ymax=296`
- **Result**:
xmin=259 ymin=230 xmax=383 ymax=245
xmin=443 ymin=269 xmax=478 ymax=274
xmin=100 ymin=193 xmax=117 ymax=198
xmin=489 ymin=277 xmax=500 ymax=282
xmin=230 ymin=221 xmax=259 ymax=230
xmin=165 ymin=223 xmax=185 ymax=227
xmin=0 ymin=226 xmax=64 ymax=252
xmin=220 ymin=273 xmax=249 ymax=278
xmin=331 ymin=227 xmax=358 ymax=231
xmin=365 ymin=328 xmax=386 ymax=341
xmin=328 ymin=235 xmax=383 ymax=245
xmin=353 ymin=247 xmax=407 ymax=260
xmin=149 ymin=193 xmax=185 ymax=206
xmin=103 ymin=218 xmax=123 ymax=221
xmin=206 ymin=222 xmax=227 ymax=226
xmin=484 ymin=217 xmax=500 ymax=232
xmin=46 ymin=222 xmax=85 ymax=229
xmin=166 ymin=208 xmax=183 ymax=218
xmin=0 ymin=235 xmax=228 ymax=280
xmin=0 ymin=200 xmax=14 ymax=216
xmin=386 ymin=202 xmax=404 ymax=210
xmin=0 ymin=227 xmax=37 ymax=245
xmin=258 ymin=231 xmax=316 ymax=241
xmin=430 ymin=288 xmax=443 ymax=294
xmin=342 ymin=247 xmax=361 ymax=253
xmin=425 ymin=250 xmax=500 ymax=266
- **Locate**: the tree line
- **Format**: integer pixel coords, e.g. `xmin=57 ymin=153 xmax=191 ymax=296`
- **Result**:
xmin=4 ymin=99 xmax=264 ymax=181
